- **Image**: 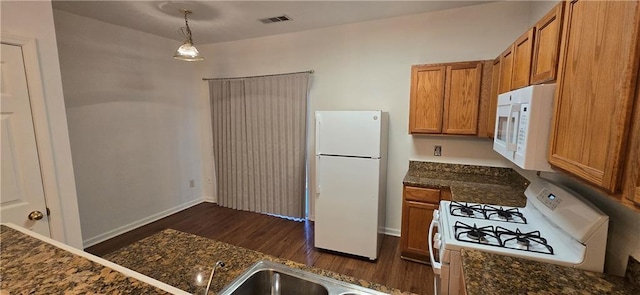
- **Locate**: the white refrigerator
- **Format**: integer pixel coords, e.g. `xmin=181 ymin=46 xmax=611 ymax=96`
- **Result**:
xmin=314 ymin=110 xmax=388 ymax=260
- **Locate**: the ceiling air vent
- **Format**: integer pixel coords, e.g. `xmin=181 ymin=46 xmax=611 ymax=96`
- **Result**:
xmin=259 ymin=14 xmax=292 ymax=24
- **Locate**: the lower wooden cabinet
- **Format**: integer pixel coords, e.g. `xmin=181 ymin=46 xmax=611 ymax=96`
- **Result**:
xmin=400 ymin=186 xmax=450 ymax=263
xmin=400 ymin=200 xmax=436 ymax=262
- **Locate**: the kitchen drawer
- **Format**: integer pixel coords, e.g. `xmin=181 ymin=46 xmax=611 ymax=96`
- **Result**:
xmin=404 ymin=186 xmax=441 ymax=203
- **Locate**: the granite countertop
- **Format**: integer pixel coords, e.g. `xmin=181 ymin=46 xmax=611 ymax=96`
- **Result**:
xmin=0 ymin=225 xmax=177 ymax=294
xmin=103 ymin=228 xmax=411 ymax=295
xmin=402 ymin=161 xmax=529 ymax=207
xmin=462 ymin=249 xmax=640 ymax=295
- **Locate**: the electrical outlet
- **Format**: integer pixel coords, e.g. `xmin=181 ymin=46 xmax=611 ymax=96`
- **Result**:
xmin=434 ymin=145 xmax=442 ymax=156
xmin=189 ymin=179 xmax=195 ymax=188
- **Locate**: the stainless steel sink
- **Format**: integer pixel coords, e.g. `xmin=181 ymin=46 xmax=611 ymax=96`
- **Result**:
xmin=217 ymin=260 xmax=388 ymax=295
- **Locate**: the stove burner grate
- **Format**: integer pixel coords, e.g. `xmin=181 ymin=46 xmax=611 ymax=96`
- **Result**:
xmin=454 ymin=221 xmax=501 ymax=245
xmin=496 ymin=227 xmax=554 ymax=255
xmin=483 ymin=205 xmax=527 ymax=224
xmin=450 ymin=202 xmax=484 ymax=218
xmin=466 ymin=229 xmax=486 ymax=241
xmin=516 ymin=236 xmax=530 ymax=247
xmin=449 ymin=202 xmax=527 ymax=224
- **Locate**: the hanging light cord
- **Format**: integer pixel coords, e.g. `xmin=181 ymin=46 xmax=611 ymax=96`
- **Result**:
xmin=184 ymin=10 xmax=193 ymax=44
xmin=177 ymin=10 xmax=194 ymax=44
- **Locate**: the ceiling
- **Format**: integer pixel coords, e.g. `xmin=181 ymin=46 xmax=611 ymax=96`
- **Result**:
xmin=52 ymin=1 xmax=491 ymax=45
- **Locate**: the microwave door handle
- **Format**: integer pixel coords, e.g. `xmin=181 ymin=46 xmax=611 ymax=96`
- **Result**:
xmin=506 ymin=103 xmax=519 ymax=151
xmin=504 ymin=103 xmax=514 ymax=149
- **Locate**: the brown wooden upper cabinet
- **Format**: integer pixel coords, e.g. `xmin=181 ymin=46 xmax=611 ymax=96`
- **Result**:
xmin=633 ymin=160 xmax=640 ymax=206
xmin=498 ymin=46 xmax=514 ymax=94
xmin=511 ymin=28 xmax=535 ymax=89
xmin=409 ymin=65 xmax=445 ymax=133
xmin=635 ymin=175 xmax=640 ymax=205
xmin=409 ymin=61 xmax=482 ymax=135
xmin=487 ymin=57 xmax=501 ymax=138
xmin=548 ymin=0 xmax=640 ymax=193
xmin=443 ymin=62 xmax=483 ymax=135
xmin=624 ymin=63 xmax=640 ymax=208
xmin=530 ymin=2 xmax=564 ymax=84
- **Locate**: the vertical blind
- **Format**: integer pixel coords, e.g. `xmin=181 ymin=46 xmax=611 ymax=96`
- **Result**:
xmin=209 ymin=72 xmax=310 ymax=218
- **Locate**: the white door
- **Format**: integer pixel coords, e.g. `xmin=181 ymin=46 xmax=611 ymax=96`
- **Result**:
xmin=0 ymin=43 xmax=51 ymax=236
xmin=314 ymin=155 xmax=380 ymax=259
xmin=315 ymin=111 xmax=382 ymax=158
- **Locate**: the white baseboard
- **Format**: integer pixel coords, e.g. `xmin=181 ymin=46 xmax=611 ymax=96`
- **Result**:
xmin=383 ymin=227 xmax=401 ymax=237
xmin=202 ymin=195 xmax=216 ymax=203
xmin=82 ymin=198 xmax=203 ymax=248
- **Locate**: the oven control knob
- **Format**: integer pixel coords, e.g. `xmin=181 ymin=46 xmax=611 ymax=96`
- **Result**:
xmin=433 ymin=209 xmax=440 ymax=220
xmin=434 ymin=233 xmax=442 ymax=249
xmin=434 ymin=239 xmax=442 ymax=250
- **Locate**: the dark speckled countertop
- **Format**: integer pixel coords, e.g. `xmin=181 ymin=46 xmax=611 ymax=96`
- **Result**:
xmin=462 ymin=249 xmax=640 ymax=295
xmin=402 ymin=161 xmax=529 ymax=207
xmin=104 ymin=228 xmax=412 ymax=295
xmin=0 ymin=225 xmax=173 ymax=294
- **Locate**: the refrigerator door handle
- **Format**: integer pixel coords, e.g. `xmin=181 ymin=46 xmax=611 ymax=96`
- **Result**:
xmin=315 ymin=114 xmax=321 ymax=153
xmin=316 ymin=156 xmax=321 ymax=194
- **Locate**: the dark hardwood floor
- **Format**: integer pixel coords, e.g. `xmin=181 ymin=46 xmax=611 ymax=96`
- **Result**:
xmin=86 ymin=203 xmax=434 ymax=294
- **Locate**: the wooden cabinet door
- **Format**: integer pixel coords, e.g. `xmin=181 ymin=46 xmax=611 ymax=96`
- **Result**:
xmin=511 ymin=28 xmax=535 ymax=89
xmin=487 ymin=57 xmax=501 ymax=138
xmin=530 ymin=2 xmax=564 ymax=84
xmin=443 ymin=62 xmax=482 ymax=135
xmin=400 ymin=200 xmax=437 ymax=263
xmin=409 ymin=65 xmax=445 ymax=134
xmin=498 ymin=45 xmax=514 ymax=93
xmin=624 ymin=75 xmax=640 ymax=207
xmin=549 ymin=0 xmax=640 ymax=192
xmin=635 ymin=174 xmax=640 ymax=205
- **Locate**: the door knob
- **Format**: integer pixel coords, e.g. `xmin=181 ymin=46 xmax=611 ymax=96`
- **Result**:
xmin=28 ymin=211 xmax=44 ymax=221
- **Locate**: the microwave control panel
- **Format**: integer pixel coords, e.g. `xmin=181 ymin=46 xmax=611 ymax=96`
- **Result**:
xmin=517 ymin=103 xmax=530 ymax=154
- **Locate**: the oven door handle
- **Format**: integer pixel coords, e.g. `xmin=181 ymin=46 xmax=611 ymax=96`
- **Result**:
xmin=428 ymin=219 xmax=442 ymax=274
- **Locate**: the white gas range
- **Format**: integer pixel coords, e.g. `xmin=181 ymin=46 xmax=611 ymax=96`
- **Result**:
xmin=429 ymin=178 xmax=609 ymax=295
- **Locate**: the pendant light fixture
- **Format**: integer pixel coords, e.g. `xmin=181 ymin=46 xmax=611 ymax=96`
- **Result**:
xmin=174 ymin=9 xmax=204 ymax=61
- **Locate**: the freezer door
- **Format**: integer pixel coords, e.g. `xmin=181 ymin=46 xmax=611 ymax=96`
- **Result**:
xmin=315 ymin=111 xmax=382 ymax=158
xmin=314 ymin=155 xmax=380 ymax=259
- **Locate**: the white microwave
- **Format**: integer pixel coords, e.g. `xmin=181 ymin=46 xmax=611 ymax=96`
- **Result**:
xmin=493 ymin=84 xmax=556 ymax=171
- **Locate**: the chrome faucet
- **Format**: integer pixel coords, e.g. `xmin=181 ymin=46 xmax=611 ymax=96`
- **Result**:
xmin=204 ymin=261 xmax=225 ymax=295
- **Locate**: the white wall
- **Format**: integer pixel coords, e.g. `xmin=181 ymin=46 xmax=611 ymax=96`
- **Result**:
xmin=529 ymin=0 xmax=561 ymax=25
xmin=53 ymin=10 xmax=204 ymax=247
xmin=197 ymin=1 xmax=530 ymax=234
xmin=1 ymin=0 xmax=83 ymax=248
